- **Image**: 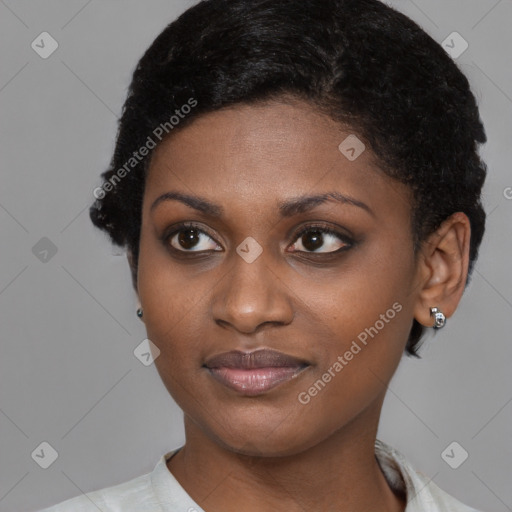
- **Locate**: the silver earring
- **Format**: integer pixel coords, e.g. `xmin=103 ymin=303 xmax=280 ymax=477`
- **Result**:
xmin=136 ymin=307 xmax=143 ymax=319
xmin=429 ymin=307 xmax=445 ymax=330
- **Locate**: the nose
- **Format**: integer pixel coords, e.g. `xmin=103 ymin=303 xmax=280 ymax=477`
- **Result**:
xmin=211 ymin=248 xmax=295 ymax=334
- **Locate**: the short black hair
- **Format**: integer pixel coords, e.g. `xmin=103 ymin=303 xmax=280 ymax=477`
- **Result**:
xmin=90 ymin=0 xmax=487 ymax=357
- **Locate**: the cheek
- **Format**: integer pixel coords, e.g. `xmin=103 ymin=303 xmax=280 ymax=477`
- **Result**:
xmin=137 ymin=232 xmax=201 ymax=369
xmin=291 ymin=298 xmax=411 ymax=449
xmin=137 ymin=229 xmax=203 ymax=327
xmin=296 ymin=239 xmax=415 ymax=401
xmin=310 ymin=237 xmax=414 ymax=342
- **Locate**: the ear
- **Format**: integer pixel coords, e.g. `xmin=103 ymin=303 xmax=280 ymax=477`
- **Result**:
xmin=126 ymin=248 xmax=140 ymax=297
xmin=413 ymin=212 xmax=471 ymax=328
xmin=127 ymin=248 xmax=144 ymax=322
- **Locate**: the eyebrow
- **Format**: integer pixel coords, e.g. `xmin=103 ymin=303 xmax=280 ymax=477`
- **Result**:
xmin=150 ymin=191 xmax=374 ymax=218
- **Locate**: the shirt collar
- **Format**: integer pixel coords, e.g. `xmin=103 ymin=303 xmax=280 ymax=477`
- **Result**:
xmin=150 ymin=439 xmax=467 ymax=511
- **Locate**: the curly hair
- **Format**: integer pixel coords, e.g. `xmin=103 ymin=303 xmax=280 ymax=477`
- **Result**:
xmin=90 ymin=0 xmax=487 ymax=357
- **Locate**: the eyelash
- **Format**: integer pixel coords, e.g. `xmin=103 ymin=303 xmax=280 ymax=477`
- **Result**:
xmin=161 ymin=221 xmax=354 ymax=256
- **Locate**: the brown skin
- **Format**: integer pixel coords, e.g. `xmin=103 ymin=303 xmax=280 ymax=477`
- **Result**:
xmin=130 ymin=97 xmax=470 ymax=512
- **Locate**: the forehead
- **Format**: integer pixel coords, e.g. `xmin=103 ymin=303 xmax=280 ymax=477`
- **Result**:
xmin=144 ymin=99 xmax=411 ymax=221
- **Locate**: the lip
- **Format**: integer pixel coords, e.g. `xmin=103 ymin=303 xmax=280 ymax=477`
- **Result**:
xmin=204 ymin=349 xmax=310 ymax=396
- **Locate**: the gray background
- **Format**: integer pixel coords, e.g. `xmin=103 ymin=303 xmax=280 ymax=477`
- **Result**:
xmin=0 ymin=1 xmax=511 ymax=511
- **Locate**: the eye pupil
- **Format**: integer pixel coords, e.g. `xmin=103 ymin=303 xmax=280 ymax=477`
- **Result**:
xmin=302 ymin=230 xmax=324 ymax=251
xmin=178 ymin=228 xmax=200 ymax=249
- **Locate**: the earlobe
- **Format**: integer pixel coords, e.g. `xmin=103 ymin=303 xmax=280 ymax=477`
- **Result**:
xmin=413 ymin=212 xmax=471 ymax=328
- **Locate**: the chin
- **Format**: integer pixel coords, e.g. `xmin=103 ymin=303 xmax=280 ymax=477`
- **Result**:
xmin=218 ymin=434 xmax=311 ymax=458
xmin=199 ymin=411 xmax=321 ymax=458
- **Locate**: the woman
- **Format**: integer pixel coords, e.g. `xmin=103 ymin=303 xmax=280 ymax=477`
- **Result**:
xmin=40 ymin=0 xmax=487 ymax=510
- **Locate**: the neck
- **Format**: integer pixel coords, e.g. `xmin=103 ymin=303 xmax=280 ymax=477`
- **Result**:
xmin=166 ymin=394 xmax=406 ymax=512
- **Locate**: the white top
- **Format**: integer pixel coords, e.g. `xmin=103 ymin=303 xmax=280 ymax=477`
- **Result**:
xmin=38 ymin=439 xmax=481 ymax=511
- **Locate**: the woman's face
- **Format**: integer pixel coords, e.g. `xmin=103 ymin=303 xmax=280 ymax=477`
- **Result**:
xmin=137 ymin=98 xmax=421 ymax=456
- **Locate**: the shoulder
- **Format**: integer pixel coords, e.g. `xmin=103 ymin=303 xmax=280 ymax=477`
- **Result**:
xmin=37 ymin=468 xmax=155 ymax=511
xmin=375 ymin=439 xmax=482 ymax=512
xmin=408 ymin=470 xmax=482 ymax=512
xmin=36 ymin=447 xmax=196 ymax=512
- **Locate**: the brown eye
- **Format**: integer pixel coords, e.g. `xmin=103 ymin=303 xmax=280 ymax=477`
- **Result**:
xmin=289 ymin=226 xmax=352 ymax=254
xmin=176 ymin=228 xmax=202 ymax=250
xmin=165 ymin=224 xmax=221 ymax=252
